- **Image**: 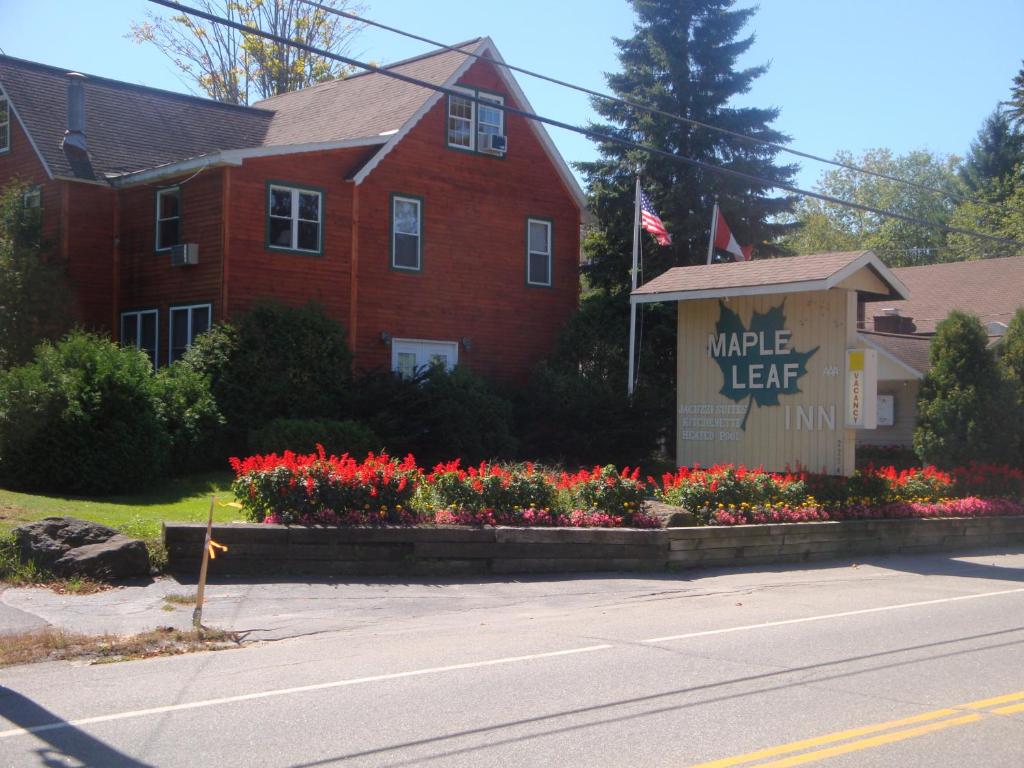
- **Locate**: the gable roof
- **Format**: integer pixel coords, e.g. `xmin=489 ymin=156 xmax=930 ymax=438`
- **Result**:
xmin=631 ymin=251 xmax=909 ymax=304
xmin=0 ymin=39 xmax=586 ymax=211
xmin=876 ymin=256 xmax=1024 ymax=334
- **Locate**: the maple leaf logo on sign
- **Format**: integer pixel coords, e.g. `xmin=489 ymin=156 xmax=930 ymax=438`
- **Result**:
xmin=708 ymin=300 xmax=818 ymax=430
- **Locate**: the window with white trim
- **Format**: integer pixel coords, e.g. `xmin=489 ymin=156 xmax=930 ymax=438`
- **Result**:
xmin=22 ymin=186 xmax=41 ymax=210
xmin=155 ymin=187 xmax=181 ymax=251
xmin=477 ymin=93 xmax=504 ymax=143
xmin=391 ymin=339 xmax=458 ymax=379
xmin=446 ymin=88 xmax=474 ymax=149
xmin=121 ymin=309 xmax=159 ymax=369
xmin=169 ymin=303 xmax=212 ymax=364
xmin=392 ymin=195 xmax=422 ymax=271
xmin=0 ymin=95 xmax=9 ymax=153
xmin=527 ymin=218 xmax=552 ymax=286
xmin=268 ymin=184 xmax=322 ymax=253
xmin=446 ymin=87 xmax=505 ymax=152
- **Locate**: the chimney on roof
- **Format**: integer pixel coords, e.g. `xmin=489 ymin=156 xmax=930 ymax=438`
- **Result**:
xmin=61 ymin=72 xmax=95 ymax=180
xmin=873 ymin=308 xmax=916 ymax=334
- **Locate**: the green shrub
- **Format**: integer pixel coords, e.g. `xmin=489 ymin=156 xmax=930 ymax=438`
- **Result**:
xmin=153 ymin=362 xmax=225 ymax=474
xmin=914 ymin=310 xmax=1022 ymax=467
xmin=248 ymin=418 xmax=380 ymax=458
xmin=353 ymin=365 xmax=517 ymax=466
xmin=556 ymin=465 xmax=647 ymax=518
xmin=181 ymin=302 xmax=353 ymax=447
xmin=0 ymin=332 xmax=169 ymax=494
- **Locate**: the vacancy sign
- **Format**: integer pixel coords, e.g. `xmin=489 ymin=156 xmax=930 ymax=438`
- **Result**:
xmin=846 ymin=349 xmax=878 ymax=429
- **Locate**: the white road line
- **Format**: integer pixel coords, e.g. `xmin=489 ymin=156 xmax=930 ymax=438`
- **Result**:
xmin=642 ymin=586 xmax=1024 ymax=643
xmin=0 ymin=644 xmax=612 ymax=740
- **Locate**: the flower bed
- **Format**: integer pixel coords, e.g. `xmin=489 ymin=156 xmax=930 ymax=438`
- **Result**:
xmin=229 ymin=449 xmax=1023 ymax=530
xmin=230 ymin=450 xmax=659 ymax=528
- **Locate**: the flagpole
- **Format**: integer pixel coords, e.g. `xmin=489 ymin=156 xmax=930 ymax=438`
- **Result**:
xmin=627 ymin=173 xmax=641 ymax=397
xmin=706 ymin=198 xmax=719 ymax=265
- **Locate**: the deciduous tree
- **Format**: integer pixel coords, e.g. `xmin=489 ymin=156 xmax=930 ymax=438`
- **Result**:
xmin=130 ymin=0 xmax=366 ymax=105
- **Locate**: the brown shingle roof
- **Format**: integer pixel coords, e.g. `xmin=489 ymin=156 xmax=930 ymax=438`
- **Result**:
xmin=879 ymin=256 xmax=1024 ymax=334
xmin=0 ymin=55 xmax=272 ymax=178
xmin=632 ymin=251 xmax=906 ymax=301
xmin=859 ymin=331 xmax=932 ymax=375
xmin=256 ymin=39 xmax=486 ymax=145
xmin=0 ymin=41 xmax=484 ymax=179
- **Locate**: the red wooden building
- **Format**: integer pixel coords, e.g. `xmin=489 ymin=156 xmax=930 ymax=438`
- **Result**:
xmin=0 ymin=39 xmax=586 ymax=381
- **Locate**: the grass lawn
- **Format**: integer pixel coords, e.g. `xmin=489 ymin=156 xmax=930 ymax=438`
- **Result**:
xmin=0 ymin=472 xmax=243 ymax=541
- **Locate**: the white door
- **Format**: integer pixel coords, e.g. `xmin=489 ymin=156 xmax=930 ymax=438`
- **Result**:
xmin=391 ymin=339 xmax=459 ymax=378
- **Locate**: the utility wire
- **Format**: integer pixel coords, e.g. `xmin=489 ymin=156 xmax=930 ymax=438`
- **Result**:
xmin=296 ymin=0 xmax=973 ymax=205
xmin=146 ymin=0 xmax=1024 ymax=251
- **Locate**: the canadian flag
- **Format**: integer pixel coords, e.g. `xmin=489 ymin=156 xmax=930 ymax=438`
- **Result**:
xmin=709 ymin=203 xmax=751 ymax=263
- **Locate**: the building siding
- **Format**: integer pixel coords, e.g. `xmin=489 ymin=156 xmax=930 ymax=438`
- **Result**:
xmin=856 ymin=380 xmax=919 ymax=449
xmin=354 ymin=56 xmax=581 ymax=382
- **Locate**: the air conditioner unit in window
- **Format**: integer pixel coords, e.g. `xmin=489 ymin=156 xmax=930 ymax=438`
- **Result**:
xmin=170 ymin=243 xmax=199 ymax=267
xmin=478 ymin=132 xmax=507 ymax=155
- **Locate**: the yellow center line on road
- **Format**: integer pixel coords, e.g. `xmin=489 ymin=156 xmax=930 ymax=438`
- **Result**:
xmin=690 ymin=689 xmax=1024 ymax=768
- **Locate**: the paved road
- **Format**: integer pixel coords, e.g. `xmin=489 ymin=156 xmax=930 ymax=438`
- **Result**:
xmin=2 ymin=549 xmax=1024 ymax=767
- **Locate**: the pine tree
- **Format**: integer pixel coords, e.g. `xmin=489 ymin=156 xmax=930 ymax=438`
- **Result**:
xmin=914 ymin=311 xmax=1021 ymax=467
xmin=578 ymin=0 xmax=798 ymax=294
xmin=959 ymin=109 xmax=1024 ymax=196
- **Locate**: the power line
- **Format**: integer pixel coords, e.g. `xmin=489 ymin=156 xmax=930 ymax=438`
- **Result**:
xmin=146 ymin=0 xmax=1024 ymax=251
xmin=296 ymin=0 xmax=974 ymax=206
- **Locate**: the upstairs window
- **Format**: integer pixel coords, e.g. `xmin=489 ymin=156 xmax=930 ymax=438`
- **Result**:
xmin=155 ymin=187 xmax=181 ymax=251
xmin=121 ymin=309 xmax=159 ymax=370
xmin=527 ymin=218 xmax=552 ymax=287
xmin=22 ymin=186 xmax=42 ymax=210
xmin=446 ymin=88 xmax=474 ymax=150
xmin=446 ymin=87 xmax=505 ymax=153
xmin=0 ymin=95 xmax=9 ymax=153
xmin=169 ymin=303 xmax=212 ymax=364
xmin=268 ymin=183 xmax=322 ymax=254
xmin=391 ymin=194 xmax=422 ymax=271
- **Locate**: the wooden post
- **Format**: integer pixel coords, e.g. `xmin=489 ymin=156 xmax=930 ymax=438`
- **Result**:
xmin=192 ymin=496 xmax=215 ymax=631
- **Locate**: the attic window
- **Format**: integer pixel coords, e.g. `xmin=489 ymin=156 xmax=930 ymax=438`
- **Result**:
xmin=446 ymin=87 xmax=505 ymax=153
xmin=0 ymin=95 xmax=9 ymax=153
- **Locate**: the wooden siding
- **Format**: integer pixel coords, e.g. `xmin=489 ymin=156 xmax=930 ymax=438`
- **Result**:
xmin=116 ymin=169 xmax=224 ymax=363
xmin=857 ymin=380 xmax=919 ymax=448
xmin=224 ymin=148 xmax=378 ymax=324
xmin=354 ymin=56 xmax=581 ymax=382
xmin=675 ymin=289 xmax=857 ymax=475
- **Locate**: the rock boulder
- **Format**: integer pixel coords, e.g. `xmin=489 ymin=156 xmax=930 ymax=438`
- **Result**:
xmin=642 ymin=500 xmax=697 ymax=528
xmin=14 ymin=517 xmax=150 ymax=579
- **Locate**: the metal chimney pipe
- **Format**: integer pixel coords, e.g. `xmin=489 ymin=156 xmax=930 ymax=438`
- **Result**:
xmin=63 ymin=72 xmax=88 ymax=152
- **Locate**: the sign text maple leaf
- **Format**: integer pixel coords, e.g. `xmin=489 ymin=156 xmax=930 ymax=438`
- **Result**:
xmin=708 ymin=300 xmax=819 ymax=430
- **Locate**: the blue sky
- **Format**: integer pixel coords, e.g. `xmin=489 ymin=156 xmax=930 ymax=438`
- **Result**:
xmin=3 ymin=1 xmax=1022 ymax=189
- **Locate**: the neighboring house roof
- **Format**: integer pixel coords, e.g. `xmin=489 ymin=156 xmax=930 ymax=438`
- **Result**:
xmin=859 ymin=331 xmax=931 ymax=378
xmin=0 ymin=40 xmax=586 ymax=210
xmin=631 ymin=251 xmax=908 ymax=304
xmin=0 ymin=55 xmax=272 ymax=180
xmin=880 ymin=255 xmax=1024 ymax=334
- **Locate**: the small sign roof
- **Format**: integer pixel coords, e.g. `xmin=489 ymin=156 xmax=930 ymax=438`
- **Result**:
xmin=631 ymin=251 xmax=909 ymax=304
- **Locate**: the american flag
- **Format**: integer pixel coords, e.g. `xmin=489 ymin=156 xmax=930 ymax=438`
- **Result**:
xmin=640 ymin=190 xmax=672 ymax=246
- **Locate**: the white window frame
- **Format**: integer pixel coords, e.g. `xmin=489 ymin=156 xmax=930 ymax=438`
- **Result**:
xmin=391 ymin=195 xmax=422 ymax=271
xmin=476 ymin=92 xmax=505 ymax=144
xmin=446 ymin=86 xmax=476 ymax=150
xmin=391 ymin=338 xmax=458 ymax=379
xmin=155 ymin=186 xmax=181 ymax=252
xmin=526 ymin=218 xmax=553 ymax=287
xmin=267 ymin=184 xmax=323 ymax=254
xmin=22 ymin=185 xmax=41 ymax=210
xmin=168 ymin=303 xmax=212 ymax=365
xmin=120 ymin=309 xmax=159 ymax=370
xmin=0 ymin=94 xmax=9 ymax=154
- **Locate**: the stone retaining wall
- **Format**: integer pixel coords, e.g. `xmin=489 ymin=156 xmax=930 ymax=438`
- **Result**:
xmin=163 ymin=516 xmax=1024 ymax=577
